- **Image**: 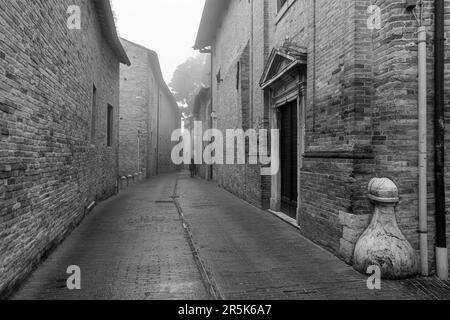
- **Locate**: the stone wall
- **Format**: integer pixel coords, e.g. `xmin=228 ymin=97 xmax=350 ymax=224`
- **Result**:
xmin=0 ymin=0 xmax=121 ymax=296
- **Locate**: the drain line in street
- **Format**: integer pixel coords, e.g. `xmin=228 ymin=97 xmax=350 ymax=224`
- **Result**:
xmin=171 ymin=175 xmax=224 ymax=300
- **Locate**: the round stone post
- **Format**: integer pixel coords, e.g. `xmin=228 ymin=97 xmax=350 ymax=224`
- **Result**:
xmin=353 ymin=178 xmax=418 ymax=279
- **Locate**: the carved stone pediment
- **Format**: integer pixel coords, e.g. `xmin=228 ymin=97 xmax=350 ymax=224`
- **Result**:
xmin=260 ymin=43 xmax=307 ymax=90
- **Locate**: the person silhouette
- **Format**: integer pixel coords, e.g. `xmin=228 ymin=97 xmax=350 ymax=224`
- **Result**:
xmin=189 ymin=158 xmax=196 ymax=178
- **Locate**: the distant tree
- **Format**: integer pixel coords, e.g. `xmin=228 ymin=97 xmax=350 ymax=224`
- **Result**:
xmin=169 ymin=54 xmax=210 ymax=118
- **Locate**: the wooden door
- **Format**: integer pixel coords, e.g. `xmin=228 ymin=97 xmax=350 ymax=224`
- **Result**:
xmin=280 ymin=100 xmax=298 ymax=219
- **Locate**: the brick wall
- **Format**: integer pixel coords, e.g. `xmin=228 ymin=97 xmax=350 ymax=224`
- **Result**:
xmin=158 ymin=89 xmax=180 ymax=174
xmin=368 ymin=0 xmax=450 ymax=272
xmin=268 ymin=0 xmax=366 ymax=255
xmin=211 ymin=0 xmax=269 ymax=208
xmin=119 ymin=40 xmax=180 ymax=178
xmin=119 ymin=40 xmax=153 ymax=177
xmin=0 ymin=0 xmax=121 ymax=296
xmin=443 ymin=0 xmax=450 ymax=273
xmin=271 ymin=0 xmax=450 ymax=271
xmin=206 ymin=0 xmax=450 ymax=272
xmin=193 ymin=88 xmax=212 ymax=180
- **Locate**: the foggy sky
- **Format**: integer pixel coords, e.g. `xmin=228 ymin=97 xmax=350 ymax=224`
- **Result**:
xmin=111 ymin=0 xmax=206 ymax=84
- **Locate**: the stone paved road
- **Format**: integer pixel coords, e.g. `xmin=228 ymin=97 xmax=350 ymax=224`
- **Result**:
xmin=176 ymin=171 xmax=450 ymax=300
xmin=12 ymin=174 xmax=210 ymax=300
xmin=11 ymin=172 xmax=450 ymax=300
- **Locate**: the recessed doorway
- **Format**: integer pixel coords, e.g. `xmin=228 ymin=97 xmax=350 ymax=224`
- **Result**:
xmin=279 ymin=100 xmax=298 ymax=219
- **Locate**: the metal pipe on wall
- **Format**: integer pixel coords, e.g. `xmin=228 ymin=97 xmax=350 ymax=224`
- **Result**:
xmin=137 ymin=131 xmax=140 ymax=173
xmin=417 ymin=24 xmax=429 ymax=276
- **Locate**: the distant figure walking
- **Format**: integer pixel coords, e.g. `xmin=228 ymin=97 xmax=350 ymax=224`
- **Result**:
xmin=190 ymin=158 xmax=196 ymax=178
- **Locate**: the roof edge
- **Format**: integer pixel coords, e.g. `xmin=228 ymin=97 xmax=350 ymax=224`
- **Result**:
xmin=121 ymin=38 xmax=181 ymax=120
xmin=93 ymin=0 xmax=131 ymax=66
xmin=194 ymin=0 xmax=230 ymax=50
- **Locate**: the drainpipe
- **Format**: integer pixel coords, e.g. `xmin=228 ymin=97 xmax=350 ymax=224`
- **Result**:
xmin=250 ymin=0 xmax=254 ymax=124
xmin=137 ymin=130 xmax=141 ymax=173
xmin=209 ymin=50 xmax=214 ymax=180
xmin=417 ymin=23 xmax=428 ymax=276
xmin=156 ymin=88 xmax=160 ymax=175
xmin=312 ymin=0 xmax=317 ymax=131
xmin=434 ymin=0 xmax=448 ymax=281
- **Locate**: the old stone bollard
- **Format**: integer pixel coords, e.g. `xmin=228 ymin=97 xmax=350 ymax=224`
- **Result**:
xmin=120 ymin=176 xmax=127 ymax=190
xmin=353 ymin=178 xmax=418 ymax=279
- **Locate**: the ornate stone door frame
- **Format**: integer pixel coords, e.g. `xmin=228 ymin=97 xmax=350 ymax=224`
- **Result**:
xmin=260 ymin=45 xmax=307 ymax=224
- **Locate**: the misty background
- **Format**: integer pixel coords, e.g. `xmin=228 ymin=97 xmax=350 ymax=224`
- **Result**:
xmin=111 ymin=0 xmax=211 ymax=117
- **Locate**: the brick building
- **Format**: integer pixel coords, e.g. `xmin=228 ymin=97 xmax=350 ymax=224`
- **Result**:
xmin=195 ymin=0 xmax=450 ymax=277
xmin=192 ymin=87 xmax=213 ymax=180
xmin=0 ymin=0 xmax=130 ymax=297
xmin=119 ymin=40 xmax=180 ymax=178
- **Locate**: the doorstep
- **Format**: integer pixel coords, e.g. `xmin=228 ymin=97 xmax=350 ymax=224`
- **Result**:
xmin=267 ymin=209 xmax=301 ymax=230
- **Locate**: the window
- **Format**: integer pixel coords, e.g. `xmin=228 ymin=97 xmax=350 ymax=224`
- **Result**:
xmin=239 ymin=44 xmax=250 ymax=131
xmin=236 ymin=62 xmax=240 ymax=90
xmin=91 ymin=85 xmax=97 ymax=142
xmin=107 ymin=104 xmax=113 ymax=147
xmin=275 ymin=0 xmax=296 ymax=24
xmin=278 ymin=0 xmax=288 ymax=11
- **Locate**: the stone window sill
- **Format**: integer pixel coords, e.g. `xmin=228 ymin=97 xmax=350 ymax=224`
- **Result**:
xmin=275 ymin=0 xmax=297 ymax=25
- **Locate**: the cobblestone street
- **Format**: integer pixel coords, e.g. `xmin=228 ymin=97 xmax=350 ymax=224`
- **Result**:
xmin=9 ymin=172 xmax=450 ymax=300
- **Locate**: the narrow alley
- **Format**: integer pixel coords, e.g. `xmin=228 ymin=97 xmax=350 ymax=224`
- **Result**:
xmin=11 ymin=172 xmax=450 ymax=300
xmin=12 ymin=174 xmax=209 ymax=300
xmin=3 ymin=0 xmax=450 ymax=306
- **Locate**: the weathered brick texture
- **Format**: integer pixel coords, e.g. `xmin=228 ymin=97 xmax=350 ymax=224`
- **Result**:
xmin=119 ymin=40 xmax=180 ymax=178
xmin=119 ymin=40 xmax=154 ymax=177
xmin=367 ymin=0 xmax=450 ymax=272
xmin=210 ymin=0 xmax=269 ymax=208
xmin=0 ymin=0 xmax=123 ymax=297
xmin=270 ymin=0 xmax=450 ymax=270
xmin=272 ymin=0 xmax=450 ymax=271
xmin=270 ymin=0 xmax=368 ymax=255
xmin=200 ymin=0 xmax=450 ymax=273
